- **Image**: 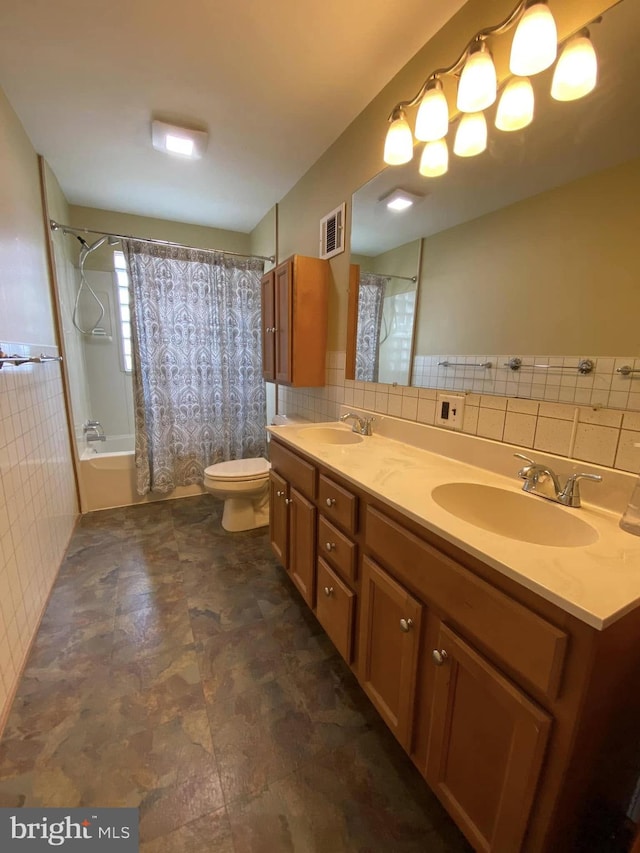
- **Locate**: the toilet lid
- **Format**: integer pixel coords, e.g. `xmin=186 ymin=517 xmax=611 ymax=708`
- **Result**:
xmin=204 ymin=457 xmax=271 ymax=481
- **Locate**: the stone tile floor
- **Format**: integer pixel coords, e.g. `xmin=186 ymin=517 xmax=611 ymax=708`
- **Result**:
xmin=0 ymin=496 xmax=471 ymax=852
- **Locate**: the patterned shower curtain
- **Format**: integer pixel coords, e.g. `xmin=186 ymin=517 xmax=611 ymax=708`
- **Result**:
xmin=355 ymin=273 xmax=389 ymax=382
xmin=123 ymin=240 xmax=266 ymax=495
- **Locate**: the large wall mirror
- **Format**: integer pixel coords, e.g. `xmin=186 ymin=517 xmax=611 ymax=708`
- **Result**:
xmin=347 ymin=0 xmax=640 ymax=403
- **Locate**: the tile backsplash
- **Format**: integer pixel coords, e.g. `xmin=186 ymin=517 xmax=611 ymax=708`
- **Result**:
xmin=277 ymin=352 xmax=640 ymax=476
xmin=0 ymin=342 xmax=78 ymax=730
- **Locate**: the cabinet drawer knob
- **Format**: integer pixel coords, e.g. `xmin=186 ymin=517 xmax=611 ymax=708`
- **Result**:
xmin=400 ymin=618 xmax=414 ymax=633
xmin=432 ymin=649 xmax=448 ymax=666
xmin=325 ymin=542 xmax=336 ymax=551
xmin=323 ymin=586 xmax=334 ymax=597
xmin=285 ymin=498 xmax=293 ymax=505
xmin=325 ymin=497 xmax=336 ymax=507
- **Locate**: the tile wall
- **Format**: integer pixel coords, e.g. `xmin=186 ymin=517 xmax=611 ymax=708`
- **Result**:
xmin=277 ymin=352 xmax=640 ymax=475
xmin=0 ymin=343 xmax=78 ymax=728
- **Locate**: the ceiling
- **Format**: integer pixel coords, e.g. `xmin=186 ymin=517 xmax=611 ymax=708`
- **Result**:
xmin=0 ymin=0 xmax=467 ymax=233
xmin=352 ymin=0 xmax=640 ymax=255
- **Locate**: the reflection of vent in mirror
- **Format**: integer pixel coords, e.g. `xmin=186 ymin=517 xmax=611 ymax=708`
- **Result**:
xmin=319 ymin=203 xmax=345 ymax=259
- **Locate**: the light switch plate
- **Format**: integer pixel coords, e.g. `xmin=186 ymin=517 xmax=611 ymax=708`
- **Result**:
xmin=435 ymin=393 xmax=465 ymax=430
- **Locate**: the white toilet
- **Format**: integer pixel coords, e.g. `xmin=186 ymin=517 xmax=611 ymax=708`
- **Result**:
xmin=203 ymin=414 xmax=307 ymax=532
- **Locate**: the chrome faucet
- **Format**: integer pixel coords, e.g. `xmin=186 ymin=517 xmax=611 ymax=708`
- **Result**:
xmin=514 ymin=453 xmax=602 ymax=508
xmin=339 ymin=412 xmax=375 ymax=436
xmin=83 ymin=420 xmax=106 ymax=442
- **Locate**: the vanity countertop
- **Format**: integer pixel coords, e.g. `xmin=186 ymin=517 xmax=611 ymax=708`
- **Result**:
xmin=268 ymin=422 xmax=640 ymax=630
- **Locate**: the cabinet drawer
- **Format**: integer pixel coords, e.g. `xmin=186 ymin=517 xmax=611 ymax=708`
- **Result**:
xmin=269 ymin=439 xmax=316 ymax=500
xmin=316 ymin=558 xmax=355 ymax=663
xmin=318 ymin=474 xmax=358 ymax=534
xmin=365 ymin=507 xmax=567 ymax=699
xmin=318 ymin=515 xmax=357 ymax=584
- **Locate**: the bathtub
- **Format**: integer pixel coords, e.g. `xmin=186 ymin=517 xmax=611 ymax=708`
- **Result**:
xmin=78 ymin=433 xmax=205 ymax=512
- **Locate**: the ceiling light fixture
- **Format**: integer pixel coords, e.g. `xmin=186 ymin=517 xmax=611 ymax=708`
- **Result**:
xmin=151 ymin=119 xmax=208 ymax=159
xmin=382 ymin=0 xmax=601 ymax=178
xmin=382 ymin=189 xmax=423 ymax=211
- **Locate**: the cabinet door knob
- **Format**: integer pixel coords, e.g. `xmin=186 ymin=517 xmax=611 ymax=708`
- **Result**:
xmin=271 ymin=327 xmax=277 ymax=333
xmin=399 ymin=618 xmax=414 ymax=633
xmin=276 ymin=490 xmax=284 ymax=498
xmin=285 ymin=498 xmax=293 ymax=505
xmin=325 ymin=542 xmax=335 ymax=551
xmin=323 ymin=586 xmax=334 ymax=597
xmin=432 ymin=649 xmax=448 ymax=666
xmin=325 ymin=497 xmax=336 ymax=507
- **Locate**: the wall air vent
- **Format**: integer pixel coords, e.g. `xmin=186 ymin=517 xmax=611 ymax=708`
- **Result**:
xmin=319 ymin=202 xmax=346 ymax=260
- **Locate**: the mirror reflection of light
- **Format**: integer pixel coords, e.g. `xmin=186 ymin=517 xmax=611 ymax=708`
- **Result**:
xmin=495 ymin=77 xmax=535 ymax=132
xmin=419 ymin=139 xmax=449 ymax=177
xmin=551 ymin=32 xmax=598 ymax=102
xmin=453 ymin=112 xmax=487 ymax=158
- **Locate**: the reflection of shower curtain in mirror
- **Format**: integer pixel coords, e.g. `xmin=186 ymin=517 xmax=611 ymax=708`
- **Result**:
xmin=123 ymin=240 xmax=266 ymax=495
xmin=355 ymin=274 xmax=389 ymax=382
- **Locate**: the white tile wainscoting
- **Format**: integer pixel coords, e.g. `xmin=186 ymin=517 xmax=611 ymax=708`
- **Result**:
xmin=277 ymin=352 xmax=640 ymax=476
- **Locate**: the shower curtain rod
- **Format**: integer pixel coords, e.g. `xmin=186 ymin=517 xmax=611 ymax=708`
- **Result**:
xmin=362 ymin=271 xmax=417 ymax=282
xmin=49 ymin=220 xmax=276 ymax=264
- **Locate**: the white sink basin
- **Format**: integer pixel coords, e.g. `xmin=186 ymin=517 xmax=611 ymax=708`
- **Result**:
xmin=299 ymin=427 xmax=364 ymax=445
xmin=431 ymin=482 xmax=599 ymax=548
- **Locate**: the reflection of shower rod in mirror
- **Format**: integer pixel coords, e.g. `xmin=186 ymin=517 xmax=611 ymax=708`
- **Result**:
xmin=365 ymin=272 xmax=417 ymax=283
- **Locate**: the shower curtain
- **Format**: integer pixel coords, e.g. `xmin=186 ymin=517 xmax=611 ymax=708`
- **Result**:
xmin=123 ymin=240 xmax=266 ymax=495
xmin=355 ymin=273 xmax=389 ymax=382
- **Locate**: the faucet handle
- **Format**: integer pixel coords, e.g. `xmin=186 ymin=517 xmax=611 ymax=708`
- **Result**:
xmin=559 ymin=472 xmax=602 ymax=507
xmin=514 ymin=452 xmax=536 ymax=465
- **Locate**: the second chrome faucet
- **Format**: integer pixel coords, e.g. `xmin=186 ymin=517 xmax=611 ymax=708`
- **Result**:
xmin=514 ymin=453 xmax=602 ymax=508
xmin=339 ymin=412 xmax=375 ymax=436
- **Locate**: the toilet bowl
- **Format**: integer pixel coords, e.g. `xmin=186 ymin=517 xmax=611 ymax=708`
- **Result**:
xmin=204 ymin=414 xmax=307 ymax=532
xmin=204 ymin=457 xmax=271 ymax=532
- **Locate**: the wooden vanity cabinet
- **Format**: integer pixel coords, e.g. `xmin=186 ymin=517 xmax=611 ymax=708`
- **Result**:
xmin=358 ymin=555 xmax=423 ymax=749
xmin=267 ymin=437 xmax=640 ymax=853
xmin=260 ymin=255 xmax=328 ymax=386
xmin=268 ymin=441 xmax=317 ymax=607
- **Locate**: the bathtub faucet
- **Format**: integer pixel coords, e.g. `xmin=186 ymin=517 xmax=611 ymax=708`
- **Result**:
xmin=83 ymin=420 xmax=106 ymax=442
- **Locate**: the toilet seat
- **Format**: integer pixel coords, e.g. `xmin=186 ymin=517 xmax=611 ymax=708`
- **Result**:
xmin=205 ymin=458 xmax=270 ymax=482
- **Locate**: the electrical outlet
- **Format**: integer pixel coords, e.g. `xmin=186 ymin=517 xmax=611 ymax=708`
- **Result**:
xmin=435 ymin=393 xmax=465 ymax=430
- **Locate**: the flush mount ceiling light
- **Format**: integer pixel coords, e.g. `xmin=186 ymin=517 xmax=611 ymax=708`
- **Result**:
xmin=382 ymin=0 xmax=601 ymax=178
xmin=381 ymin=188 xmax=423 ymax=211
xmin=151 ymin=119 xmax=208 ymax=159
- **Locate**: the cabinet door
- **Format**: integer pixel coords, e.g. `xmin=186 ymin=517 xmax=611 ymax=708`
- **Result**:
xmin=274 ymin=260 xmax=293 ymax=383
xmin=261 ymin=271 xmax=276 ymax=381
xmin=269 ymin=472 xmax=289 ymax=568
xmin=358 ymin=556 xmax=423 ymax=749
xmin=288 ymin=487 xmax=316 ymax=607
xmin=426 ymin=623 xmax=551 ymax=853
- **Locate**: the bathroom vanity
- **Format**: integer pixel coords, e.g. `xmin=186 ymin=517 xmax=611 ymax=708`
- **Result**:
xmin=267 ymin=420 xmax=640 ymax=853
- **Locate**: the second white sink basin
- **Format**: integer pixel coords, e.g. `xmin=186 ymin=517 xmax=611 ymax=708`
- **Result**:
xmin=299 ymin=426 xmax=364 ymax=445
xmin=431 ymin=482 xmax=599 ymax=548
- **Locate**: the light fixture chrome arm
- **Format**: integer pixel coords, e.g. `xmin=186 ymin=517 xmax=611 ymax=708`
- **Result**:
xmin=386 ymin=0 xmax=528 ymax=121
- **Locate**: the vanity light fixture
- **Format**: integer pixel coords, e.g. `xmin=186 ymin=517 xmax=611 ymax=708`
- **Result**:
xmin=151 ymin=119 xmax=209 ymax=159
xmin=457 ymin=41 xmax=497 ymax=113
xmin=419 ymin=138 xmax=449 ymax=177
xmin=495 ymin=76 xmax=535 ymax=131
xmin=509 ymin=1 xmax=558 ymax=77
xmin=453 ymin=112 xmax=487 ymax=158
xmin=382 ymin=0 xmax=601 ymax=173
xmin=551 ymin=30 xmax=598 ymax=102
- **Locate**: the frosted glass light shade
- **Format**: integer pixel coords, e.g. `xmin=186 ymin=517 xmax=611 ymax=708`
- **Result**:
xmin=415 ymin=84 xmax=449 ymax=141
xmin=457 ymin=44 xmax=497 ymax=113
xmin=495 ymin=77 xmax=535 ymax=131
xmin=453 ymin=112 xmax=487 ymax=157
xmin=419 ymin=139 xmax=449 ymax=177
xmin=510 ymin=2 xmax=558 ymax=76
xmin=551 ymin=34 xmax=598 ymax=101
xmin=383 ymin=114 xmax=414 ymax=165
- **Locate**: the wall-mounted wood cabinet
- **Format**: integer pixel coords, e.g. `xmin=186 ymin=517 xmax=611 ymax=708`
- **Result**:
xmin=267 ymin=435 xmax=640 ymax=852
xmin=261 ymin=255 xmax=328 ymax=386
